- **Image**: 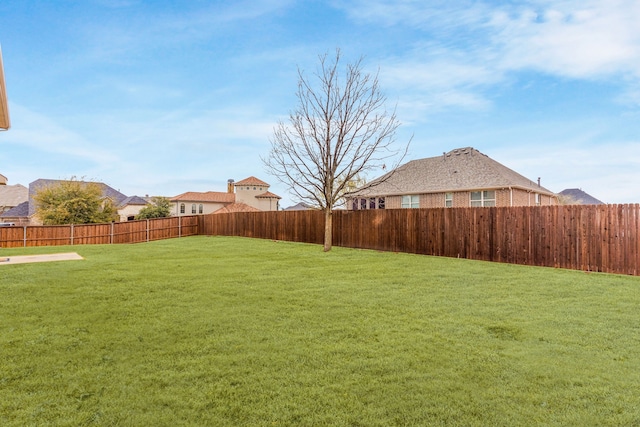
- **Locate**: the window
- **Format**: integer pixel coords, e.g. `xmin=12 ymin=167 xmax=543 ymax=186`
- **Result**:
xmin=199 ymin=204 xmax=204 ymax=214
xmin=180 ymin=203 xmax=185 ymax=214
xmin=369 ymin=198 xmax=376 ymax=209
xmin=470 ymin=191 xmax=496 ymax=207
xmin=535 ymin=193 xmax=540 ymax=205
xmin=360 ymin=198 xmax=367 ymax=210
xmin=401 ymin=195 xmax=419 ymax=208
xmin=445 ymin=193 xmax=453 ymax=208
xmin=191 ymin=204 xmax=196 ymax=214
xmin=378 ymin=197 xmax=385 ymax=209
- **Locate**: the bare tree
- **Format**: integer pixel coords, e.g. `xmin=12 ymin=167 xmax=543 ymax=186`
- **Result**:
xmin=263 ymin=49 xmax=408 ymax=251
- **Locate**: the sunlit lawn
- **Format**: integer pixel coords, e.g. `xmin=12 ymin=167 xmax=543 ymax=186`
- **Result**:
xmin=1 ymin=236 xmax=639 ymax=426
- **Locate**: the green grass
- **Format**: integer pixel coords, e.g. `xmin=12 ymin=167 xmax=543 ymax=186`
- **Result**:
xmin=1 ymin=236 xmax=640 ymax=426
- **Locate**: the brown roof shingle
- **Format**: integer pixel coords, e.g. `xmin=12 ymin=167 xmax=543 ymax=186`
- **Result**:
xmin=354 ymin=147 xmax=556 ymax=197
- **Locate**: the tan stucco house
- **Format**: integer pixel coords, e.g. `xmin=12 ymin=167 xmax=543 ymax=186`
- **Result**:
xmin=118 ymin=195 xmax=152 ymax=221
xmin=348 ymin=147 xmax=558 ymax=210
xmin=171 ymin=176 xmax=281 ymax=216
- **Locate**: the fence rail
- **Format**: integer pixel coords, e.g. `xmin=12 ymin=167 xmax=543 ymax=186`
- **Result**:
xmin=0 ymin=216 xmax=199 ymax=248
xmin=1 ymin=206 xmax=639 ymax=276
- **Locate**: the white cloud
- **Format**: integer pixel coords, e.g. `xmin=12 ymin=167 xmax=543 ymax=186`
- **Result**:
xmin=338 ymin=0 xmax=640 ymax=114
xmin=491 ymin=0 xmax=640 ymax=79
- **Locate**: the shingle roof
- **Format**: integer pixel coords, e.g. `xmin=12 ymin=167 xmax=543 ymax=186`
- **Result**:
xmin=283 ymin=202 xmax=315 ymax=211
xmin=119 ymin=195 xmax=149 ymax=207
xmin=27 ymin=179 xmax=128 ymax=216
xmin=255 ymin=191 xmax=281 ymax=199
xmin=353 ymin=147 xmax=556 ymax=197
xmin=234 ymin=176 xmax=270 ymax=187
xmin=0 ymin=200 xmax=29 ymax=218
xmin=170 ymin=191 xmax=236 ymax=203
xmin=558 ymin=188 xmax=604 ymax=205
xmin=0 ymin=184 xmax=28 ymax=208
xmin=212 ymin=202 xmax=261 ymax=214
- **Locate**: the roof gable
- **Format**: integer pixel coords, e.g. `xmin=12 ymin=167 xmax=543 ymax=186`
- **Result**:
xmin=0 ymin=200 xmax=29 ymax=218
xmin=235 ymin=176 xmax=270 ymax=187
xmin=213 ymin=202 xmax=261 ymax=214
xmin=559 ymin=188 xmax=604 ymax=205
xmin=119 ymin=195 xmax=149 ymax=207
xmin=355 ymin=147 xmax=555 ymax=197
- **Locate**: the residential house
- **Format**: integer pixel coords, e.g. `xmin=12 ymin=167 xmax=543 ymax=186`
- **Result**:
xmin=348 ymin=147 xmax=557 ymax=209
xmin=0 ymin=174 xmax=28 ymax=214
xmin=0 ymin=201 xmax=28 ymax=225
xmin=118 ymin=195 xmax=152 ymax=221
xmin=283 ymin=202 xmax=315 ymax=211
xmin=171 ymin=191 xmax=236 ymax=216
xmin=5 ymin=179 xmax=129 ymax=225
xmin=558 ymin=188 xmax=604 ymax=205
xmin=171 ymin=176 xmax=281 ymax=216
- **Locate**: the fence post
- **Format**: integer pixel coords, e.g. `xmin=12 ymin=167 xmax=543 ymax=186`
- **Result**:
xmin=23 ymin=225 xmax=27 ymax=247
xmin=110 ymin=222 xmax=114 ymax=244
xmin=70 ymin=224 xmax=74 ymax=245
xmin=146 ymin=219 xmax=150 ymax=242
xmin=179 ymin=216 xmax=182 ymax=238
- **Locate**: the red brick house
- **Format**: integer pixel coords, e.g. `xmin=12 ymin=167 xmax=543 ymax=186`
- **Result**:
xmin=347 ymin=147 xmax=557 ymax=209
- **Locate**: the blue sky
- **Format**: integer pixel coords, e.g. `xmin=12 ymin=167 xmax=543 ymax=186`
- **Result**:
xmin=1 ymin=0 xmax=639 ymax=206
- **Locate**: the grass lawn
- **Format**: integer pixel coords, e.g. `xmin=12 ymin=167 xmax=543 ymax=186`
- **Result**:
xmin=1 ymin=236 xmax=639 ymax=426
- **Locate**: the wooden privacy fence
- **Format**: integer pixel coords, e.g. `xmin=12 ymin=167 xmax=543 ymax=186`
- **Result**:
xmin=2 ymin=205 xmax=639 ymax=275
xmin=0 ymin=216 xmax=199 ymax=248
xmin=199 ymin=205 xmax=640 ymax=276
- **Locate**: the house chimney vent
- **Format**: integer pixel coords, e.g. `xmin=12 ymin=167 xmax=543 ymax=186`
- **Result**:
xmin=227 ymin=179 xmax=235 ymax=193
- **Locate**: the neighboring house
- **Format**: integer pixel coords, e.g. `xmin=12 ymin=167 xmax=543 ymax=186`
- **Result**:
xmin=232 ymin=176 xmax=281 ymax=211
xmin=118 ymin=195 xmax=151 ymax=221
xmin=348 ymin=147 xmax=558 ymax=209
xmin=0 ymin=175 xmax=28 ymax=214
xmin=9 ymin=178 xmax=130 ymax=225
xmin=558 ymin=188 xmax=605 ymax=205
xmin=171 ymin=176 xmax=281 ymax=216
xmin=0 ymin=201 xmax=28 ymax=225
xmin=283 ymin=202 xmax=315 ymax=211
xmin=171 ymin=191 xmax=236 ymax=216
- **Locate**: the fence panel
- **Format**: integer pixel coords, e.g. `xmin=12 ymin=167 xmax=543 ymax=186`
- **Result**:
xmin=0 ymin=215 xmax=200 ymax=248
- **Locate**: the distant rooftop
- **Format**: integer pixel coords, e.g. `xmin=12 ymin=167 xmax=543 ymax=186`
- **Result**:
xmin=558 ymin=188 xmax=605 ymax=205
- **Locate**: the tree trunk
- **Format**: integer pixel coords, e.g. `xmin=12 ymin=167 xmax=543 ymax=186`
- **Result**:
xmin=323 ymin=208 xmax=332 ymax=252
